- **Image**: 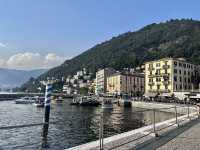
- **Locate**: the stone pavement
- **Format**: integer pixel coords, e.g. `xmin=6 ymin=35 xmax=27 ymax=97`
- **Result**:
xmin=133 ymin=117 xmax=200 ymax=150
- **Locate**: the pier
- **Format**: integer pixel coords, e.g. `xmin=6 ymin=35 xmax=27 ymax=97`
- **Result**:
xmin=68 ymin=104 xmax=200 ymax=150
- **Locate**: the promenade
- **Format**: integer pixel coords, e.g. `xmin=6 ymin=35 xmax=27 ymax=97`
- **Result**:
xmin=68 ymin=107 xmax=200 ymax=150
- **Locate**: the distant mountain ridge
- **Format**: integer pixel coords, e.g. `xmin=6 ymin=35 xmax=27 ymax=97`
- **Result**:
xmin=0 ymin=68 xmax=47 ymax=88
xmin=21 ymin=19 xmax=200 ymax=92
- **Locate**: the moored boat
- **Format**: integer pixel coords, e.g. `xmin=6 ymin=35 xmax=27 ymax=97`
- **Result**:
xmin=70 ymin=96 xmax=100 ymax=106
xmin=101 ymin=96 xmax=113 ymax=109
xmin=33 ymin=96 xmax=45 ymax=107
xmin=15 ymin=97 xmax=36 ymax=104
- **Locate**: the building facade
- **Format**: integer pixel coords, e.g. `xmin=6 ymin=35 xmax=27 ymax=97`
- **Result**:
xmin=145 ymin=58 xmax=200 ymax=95
xmin=95 ymin=68 xmax=115 ymax=94
xmin=107 ymin=72 xmax=145 ymax=96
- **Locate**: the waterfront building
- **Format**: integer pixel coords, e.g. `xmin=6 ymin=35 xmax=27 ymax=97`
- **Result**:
xmin=107 ymin=72 xmax=145 ymax=96
xmin=95 ymin=68 xmax=116 ymax=94
xmin=145 ymin=58 xmax=200 ymax=96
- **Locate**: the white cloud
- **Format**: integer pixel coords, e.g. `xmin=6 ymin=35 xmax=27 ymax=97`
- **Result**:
xmin=0 ymin=42 xmax=7 ymax=48
xmin=0 ymin=52 xmax=67 ymax=70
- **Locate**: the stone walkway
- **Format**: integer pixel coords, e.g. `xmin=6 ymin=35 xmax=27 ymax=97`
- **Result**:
xmin=130 ymin=117 xmax=200 ymax=150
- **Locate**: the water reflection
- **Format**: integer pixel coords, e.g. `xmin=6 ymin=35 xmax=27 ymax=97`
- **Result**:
xmin=0 ymin=100 xmax=175 ymax=149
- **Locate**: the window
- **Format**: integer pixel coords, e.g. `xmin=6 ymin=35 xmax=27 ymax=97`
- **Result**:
xmin=165 ymin=85 xmax=168 ymax=90
xmin=156 ymin=69 xmax=161 ymax=75
xmin=180 ymin=85 xmax=182 ymax=90
xmin=188 ymin=71 xmax=190 ymax=75
xmin=179 ymin=70 xmax=182 ymax=74
xmin=180 ymin=77 xmax=182 ymax=82
xmin=174 ymin=69 xmax=177 ymax=73
xmin=174 ymin=61 xmax=177 ymax=66
xmin=184 ymin=78 xmax=187 ymax=82
xmin=157 ymin=85 xmax=160 ymax=90
xmin=179 ymin=63 xmax=182 ymax=67
xmin=184 ymin=71 xmax=186 ymax=75
xmin=156 ymin=63 xmax=160 ymax=67
xmin=156 ymin=78 xmax=161 ymax=82
xmin=183 ymin=64 xmax=186 ymax=68
xmin=174 ymin=76 xmax=177 ymax=82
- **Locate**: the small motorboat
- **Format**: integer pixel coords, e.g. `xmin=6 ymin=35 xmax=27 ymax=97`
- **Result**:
xmin=70 ymin=96 xmax=100 ymax=106
xmin=34 ymin=96 xmax=45 ymax=107
xmin=101 ymin=96 xmax=113 ymax=109
xmin=15 ymin=97 xmax=36 ymax=104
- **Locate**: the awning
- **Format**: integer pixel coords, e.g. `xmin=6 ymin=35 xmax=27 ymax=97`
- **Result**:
xmin=160 ymin=93 xmax=172 ymax=97
xmin=144 ymin=93 xmax=157 ymax=98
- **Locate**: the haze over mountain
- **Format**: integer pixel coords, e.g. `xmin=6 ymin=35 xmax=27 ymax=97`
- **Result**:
xmin=20 ymin=19 xmax=200 ymax=92
xmin=0 ymin=68 xmax=47 ymax=89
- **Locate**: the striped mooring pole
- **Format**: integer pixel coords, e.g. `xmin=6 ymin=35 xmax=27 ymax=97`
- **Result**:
xmin=41 ymin=79 xmax=54 ymax=148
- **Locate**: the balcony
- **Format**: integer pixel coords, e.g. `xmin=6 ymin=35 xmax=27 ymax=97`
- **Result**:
xmin=148 ymin=82 xmax=155 ymax=86
xmin=162 ymin=81 xmax=170 ymax=85
xmin=163 ymin=65 xmax=170 ymax=69
xmin=148 ymin=74 xmax=154 ymax=77
xmin=148 ymin=67 xmax=155 ymax=71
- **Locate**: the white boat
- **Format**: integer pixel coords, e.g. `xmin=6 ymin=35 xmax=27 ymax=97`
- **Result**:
xmin=15 ymin=97 xmax=36 ymax=104
xmin=101 ymin=96 xmax=113 ymax=109
xmin=33 ymin=96 xmax=45 ymax=107
xmin=118 ymin=94 xmax=132 ymax=107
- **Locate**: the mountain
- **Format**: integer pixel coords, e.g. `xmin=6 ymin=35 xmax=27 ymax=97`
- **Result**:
xmin=0 ymin=68 xmax=47 ymax=89
xmin=21 ymin=19 xmax=200 ymax=92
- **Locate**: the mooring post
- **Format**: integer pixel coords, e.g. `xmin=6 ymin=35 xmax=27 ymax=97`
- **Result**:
xmin=175 ymin=106 xmax=179 ymax=126
xmin=99 ymin=111 xmax=104 ymax=150
xmin=41 ymin=79 xmax=54 ymax=148
xmin=188 ymin=104 xmax=190 ymax=120
xmin=153 ymin=109 xmax=158 ymax=137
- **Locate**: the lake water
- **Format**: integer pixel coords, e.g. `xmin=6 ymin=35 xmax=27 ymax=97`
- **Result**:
xmin=0 ymin=100 xmax=175 ymax=150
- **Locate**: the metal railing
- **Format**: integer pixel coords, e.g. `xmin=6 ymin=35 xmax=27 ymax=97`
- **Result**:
xmin=98 ymin=105 xmax=199 ymax=150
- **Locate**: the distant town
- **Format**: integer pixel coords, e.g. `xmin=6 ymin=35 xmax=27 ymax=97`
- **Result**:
xmin=60 ymin=57 xmax=200 ymax=103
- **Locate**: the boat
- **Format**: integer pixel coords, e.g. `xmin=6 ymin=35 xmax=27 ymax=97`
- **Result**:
xmin=34 ymin=96 xmax=45 ymax=107
xmin=15 ymin=97 xmax=36 ymax=104
xmin=118 ymin=94 xmax=132 ymax=107
xmin=70 ymin=96 xmax=100 ymax=106
xmin=52 ymin=96 xmax=64 ymax=103
xmin=101 ymin=96 xmax=113 ymax=109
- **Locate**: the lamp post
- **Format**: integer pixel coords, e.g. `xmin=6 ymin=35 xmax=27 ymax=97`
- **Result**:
xmin=40 ymin=77 xmax=56 ymax=148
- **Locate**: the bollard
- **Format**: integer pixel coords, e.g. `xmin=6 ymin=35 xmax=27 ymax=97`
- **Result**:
xmin=42 ymin=82 xmax=53 ymax=148
xmin=175 ymin=106 xmax=179 ymax=126
xmin=187 ymin=104 xmax=190 ymax=120
xmin=99 ymin=111 xmax=104 ymax=150
xmin=153 ymin=109 xmax=158 ymax=137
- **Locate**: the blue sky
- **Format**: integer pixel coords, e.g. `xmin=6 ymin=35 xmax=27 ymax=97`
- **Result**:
xmin=0 ymin=0 xmax=200 ymax=69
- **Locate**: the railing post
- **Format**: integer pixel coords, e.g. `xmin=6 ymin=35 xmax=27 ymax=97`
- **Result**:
xmin=153 ymin=109 xmax=158 ymax=137
xmin=188 ymin=104 xmax=190 ymax=120
xmin=175 ymin=106 xmax=179 ymax=127
xmin=99 ymin=111 xmax=104 ymax=150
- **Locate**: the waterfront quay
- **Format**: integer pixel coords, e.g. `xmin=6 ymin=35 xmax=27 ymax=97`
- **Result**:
xmin=68 ymin=102 xmax=199 ymax=150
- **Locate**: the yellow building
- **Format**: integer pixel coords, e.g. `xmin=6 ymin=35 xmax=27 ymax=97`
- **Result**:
xmin=145 ymin=58 xmax=200 ymax=95
xmin=107 ymin=72 xmax=145 ymax=96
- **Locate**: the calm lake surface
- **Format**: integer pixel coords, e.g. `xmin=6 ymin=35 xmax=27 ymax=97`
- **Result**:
xmin=0 ymin=100 xmax=175 ymax=150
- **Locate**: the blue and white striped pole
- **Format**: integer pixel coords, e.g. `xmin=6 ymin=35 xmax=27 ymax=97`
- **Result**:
xmin=42 ymin=82 xmax=53 ymax=148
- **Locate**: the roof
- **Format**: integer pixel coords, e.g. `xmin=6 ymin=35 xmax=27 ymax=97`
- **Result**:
xmin=108 ymin=72 xmax=144 ymax=78
xmin=144 ymin=57 xmax=194 ymax=65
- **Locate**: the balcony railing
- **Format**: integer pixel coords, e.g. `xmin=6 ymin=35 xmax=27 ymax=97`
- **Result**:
xmin=148 ymin=82 xmax=155 ymax=86
xmin=163 ymin=65 xmax=170 ymax=69
xmin=162 ymin=81 xmax=170 ymax=85
xmin=148 ymin=67 xmax=155 ymax=71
